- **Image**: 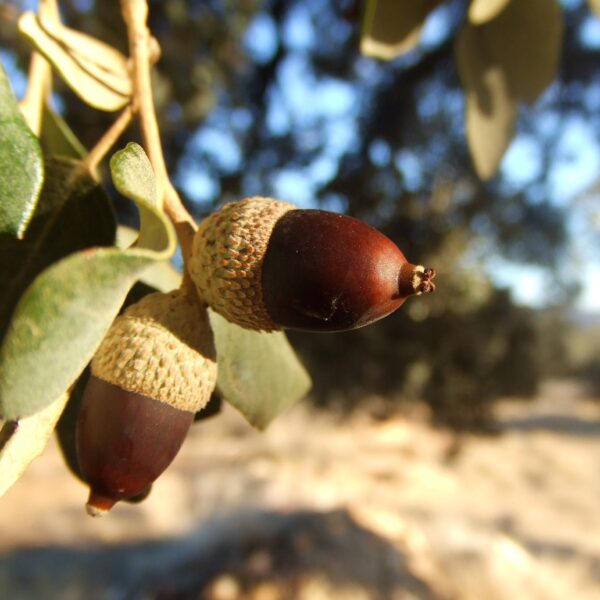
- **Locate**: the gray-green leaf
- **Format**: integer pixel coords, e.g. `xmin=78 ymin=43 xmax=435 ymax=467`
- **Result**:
xmin=483 ymin=0 xmax=563 ymax=105
xmin=210 ymin=311 xmax=312 ymax=430
xmin=0 ymin=145 xmax=176 ymax=419
xmin=0 ymin=391 xmax=69 ymax=497
xmin=111 ymin=143 xmax=168 ymax=252
xmin=0 ymin=64 xmax=44 ymax=238
xmin=0 ymin=157 xmax=116 ymax=343
xmin=0 ymin=250 xmax=165 ymax=419
xmin=468 ymin=0 xmax=511 ymax=24
xmin=456 ymin=23 xmax=517 ymax=180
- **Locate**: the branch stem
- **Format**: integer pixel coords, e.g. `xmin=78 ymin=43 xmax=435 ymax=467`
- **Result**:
xmin=19 ymin=52 xmax=51 ymax=135
xmin=120 ymin=0 xmax=197 ymax=265
xmin=19 ymin=0 xmax=59 ymax=133
xmin=82 ymin=105 xmax=135 ymax=179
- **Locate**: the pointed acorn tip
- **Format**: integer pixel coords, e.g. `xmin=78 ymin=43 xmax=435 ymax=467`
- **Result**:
xmin=416 ymin=267 xmax=436 ymax=294
xmin=400 ymin=264 xmax=437 ymax=297
xmin=86 ymin=490 xmax=118 ymax=517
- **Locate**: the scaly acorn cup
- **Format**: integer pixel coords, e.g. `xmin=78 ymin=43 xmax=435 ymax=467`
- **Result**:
xmin=76 ymin=290 xmax=217 ymax=517
xmin=189 ymin=196 xmax=436 ymax=332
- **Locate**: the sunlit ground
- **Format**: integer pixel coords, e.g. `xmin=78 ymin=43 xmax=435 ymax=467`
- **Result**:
xmin=1 ymin=379 xmax=599 ymax=600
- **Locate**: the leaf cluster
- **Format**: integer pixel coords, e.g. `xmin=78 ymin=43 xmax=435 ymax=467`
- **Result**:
xmin=0 ymin=5 xmax=309 ymax=500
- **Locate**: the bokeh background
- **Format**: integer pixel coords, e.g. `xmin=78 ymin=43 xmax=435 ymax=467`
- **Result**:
xmin=1 ymin=1 xmax=599 ymax=598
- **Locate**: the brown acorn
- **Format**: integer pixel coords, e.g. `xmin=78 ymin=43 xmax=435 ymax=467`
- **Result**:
xmin=189 ymin=197 xmax=435 ymax=332
xmin=76 ymin=290 xmax=217 ymax=516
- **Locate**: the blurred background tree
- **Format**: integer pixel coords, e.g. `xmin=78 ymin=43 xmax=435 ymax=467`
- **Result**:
xmin=1 ymin=0 xmax=598 ymax=428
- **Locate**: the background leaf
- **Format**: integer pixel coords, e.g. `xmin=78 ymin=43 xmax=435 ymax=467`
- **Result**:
xmin=481 ymin=0 xmax=563 ymax=104
xmin=468 ymin=0 xmax=511 ymax=24
xmin=18 ymin=12 xmax=130 ymax=112
xmin=456 ymin=0 xmax=562 ymax=178
xmin=210 ymin=310 xmax=312 ymax=430
xmin=360 ymin=0 xmax=440 ymax=60
xmin=0 ymin=391 xmax=69 ymax=498
xmin=111 ymin=144 xmax=158 ymax=207
xmin=590 ymin=0 xmax=600 ymax=17
xmin=456 ymin=23 xmax=517 ymax=180
xmin=0 ymin=64 xmax=44 ymax=238
xmin=35 ymin=11 xmax=131 ymax=97
xmin=0 ymin=145 xmax=176 ymax=419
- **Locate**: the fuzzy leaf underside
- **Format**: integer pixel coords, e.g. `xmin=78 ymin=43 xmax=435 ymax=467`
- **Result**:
xmin=0 ymin=144 xmax=175 ymax=419
xmin=0 ymin=64 xmax=44 ymax=238
xmin=0 ymin=158 xmax=116 ymax=343
xmin=210 ymin=311 xmax=312 ymax=430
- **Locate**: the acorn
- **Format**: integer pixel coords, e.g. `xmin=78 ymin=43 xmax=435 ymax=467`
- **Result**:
xmin=76 ymin=290 xmax=217 ymax=516
xmin=189 ymin=197 xmax=436 ymax=332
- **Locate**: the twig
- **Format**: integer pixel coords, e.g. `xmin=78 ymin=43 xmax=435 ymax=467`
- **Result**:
xmin=42 ymin=0 xmax=60 ymax=20
xmin=82 ymin=105 xmax=136 ymax=179
xmin=166 ymin=180 xmax=197 ymax=270
xmin=19 ymin=52 xmax=51 ymax=135
xmin=120 ymin=0 xmax=197 ymax=268
xmin=19 ymin=0 xmax=60 ymax=133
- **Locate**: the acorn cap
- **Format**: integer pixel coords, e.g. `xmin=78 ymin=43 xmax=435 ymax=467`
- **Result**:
xmin=91 ymin=290 xmax=217 ymax=413
xmin=189 ymin=196 xmax=294 ymax=331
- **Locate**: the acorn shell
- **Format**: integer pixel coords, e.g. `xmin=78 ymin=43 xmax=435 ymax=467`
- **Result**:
xmin=91 ymin=290 xmax=217 ymax=413
xmin=261 ymin=209 xmax=413 ymax=331
xmin=77 ymin=375 xmax=194 ymax=515
xmin=189 ymin=196 xmax=294 ymax=331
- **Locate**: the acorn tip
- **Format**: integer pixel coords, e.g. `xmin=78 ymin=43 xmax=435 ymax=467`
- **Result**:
xmin=85 ymin=490 xmax=117 ymax=517
xmin=411 ymin=265 xmax=436 ymax=294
